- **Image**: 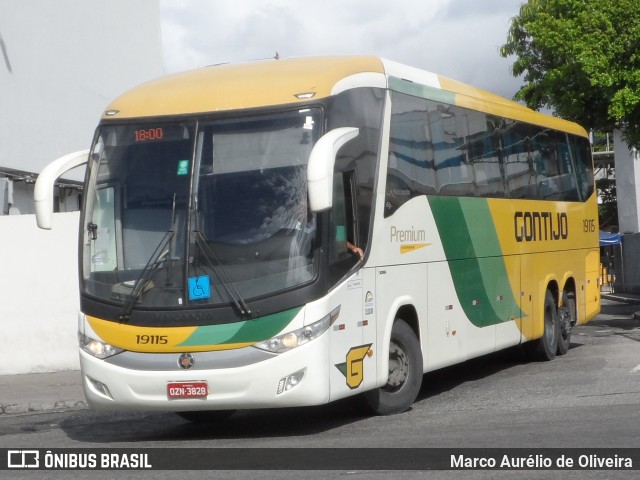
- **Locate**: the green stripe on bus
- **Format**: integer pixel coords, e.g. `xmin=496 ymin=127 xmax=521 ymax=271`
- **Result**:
xmin=428 ymin=196 xmax=523 ymax=327
xmin=388 ymin=76 xmax=456 ymax=105
xmin=177 ymin=307 xmax=302 ymax=347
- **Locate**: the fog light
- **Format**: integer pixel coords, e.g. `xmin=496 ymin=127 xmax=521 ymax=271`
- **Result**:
xmin=87 ymin=376 xmax=113 ymax=399
xmin=277 ymin=369 xmax=305 ymax=395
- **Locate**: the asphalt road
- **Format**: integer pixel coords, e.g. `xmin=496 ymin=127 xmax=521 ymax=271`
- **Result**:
xmin=2 ymin=299 xmax=639 ymax=479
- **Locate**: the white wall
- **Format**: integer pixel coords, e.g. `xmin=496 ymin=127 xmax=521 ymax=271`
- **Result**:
xmin=0 ymin=0 xmax=163 ymax=179
xmin=0 ymin=213 xmax=80 ymax=374
xmin=614 ymin=129 xmax=640 ymax=234
xmin=0 ymin=0 xmax=163 ymax=374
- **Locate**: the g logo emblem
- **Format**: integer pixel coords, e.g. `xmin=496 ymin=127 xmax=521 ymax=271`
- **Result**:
xmin=335 ymin=344 xmax=373 ymax=389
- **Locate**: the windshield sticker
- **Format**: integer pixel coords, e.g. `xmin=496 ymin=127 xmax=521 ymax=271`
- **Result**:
xmin=188 ymin=275 xmax=211 ymax=301
xmin=177 ymin=159 xmax=190 ymax=176
xmin=364 ymin=291 xmax=374 ymax=316
xmin=303 ymin=115 xmax=315 ymax=130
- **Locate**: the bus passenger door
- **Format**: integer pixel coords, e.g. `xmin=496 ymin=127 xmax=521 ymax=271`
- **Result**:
xmin=327 ymin=172 xmax=376 ymax=401
xmin=328 ymin=270 xmax=370 ymax=403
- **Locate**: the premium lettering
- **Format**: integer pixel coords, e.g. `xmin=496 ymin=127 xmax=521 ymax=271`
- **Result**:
xmin=514 ymin=211 xmax=568 ymax=242
xmin=390 ymin=226 xmax=426 ymax=243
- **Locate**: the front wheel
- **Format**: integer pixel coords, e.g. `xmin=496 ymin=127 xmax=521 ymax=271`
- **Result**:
xmin=361 ymin=319 xmax=423 ymax=415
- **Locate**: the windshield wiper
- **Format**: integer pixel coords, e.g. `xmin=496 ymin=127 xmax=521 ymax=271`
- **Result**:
xmin=119 ymin=230 xmax=174 ymax=322
xmin=193 ymin=231 xmax=252 ymax=317
xmin=119 ymin=193 xmax=180 ymax=321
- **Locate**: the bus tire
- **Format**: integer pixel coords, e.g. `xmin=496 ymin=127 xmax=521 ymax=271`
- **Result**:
xmin=527 ymin=290 xmax=559 ymax=361
xmin=361 ymin=319 xmax=423 ymax=415
xmin=557 ymin=290 xmax=575 ymax=356
xmin=175 ymin=410 xmax=235 ymax=423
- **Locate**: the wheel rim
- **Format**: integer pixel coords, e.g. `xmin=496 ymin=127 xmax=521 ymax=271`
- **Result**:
xmin=544 ymin=302 xmax=557 ymax=345
xmin=560 ymin=293 xmax=575 ymax=342
xmin=559 ymin=307 xmax=570 ymax=341
xmin=383 ymin=340 xmax=409 ymax=393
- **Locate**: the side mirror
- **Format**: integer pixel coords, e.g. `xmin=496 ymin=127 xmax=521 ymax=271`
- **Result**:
xmin=307 ymin=127 xmax=359 ymax=212
xmin=34 ymin=150 xmax=89 ymax=229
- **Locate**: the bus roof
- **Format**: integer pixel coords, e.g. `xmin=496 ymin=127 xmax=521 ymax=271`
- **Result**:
xmin=103 ymin=56 xmax=385 ymax=119
xmin=102 ymin=55 xmax=588 ymax=138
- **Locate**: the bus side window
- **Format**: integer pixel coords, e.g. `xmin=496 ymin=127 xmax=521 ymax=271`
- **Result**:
xmin=90 ymin=186 xmax=117 ymax=272
xmin=503 ymin=123 xmax=540 ymax=199
xmin=536 ymin=131 xmax=580 ymax=201
xmin=385 ymin=91 xmax=436 ymax=217
xmin=329 ymin=172 xmax=351 ymax=264
xmin=328 ymin=171 xmax=361 ymax=283
xmin=570 ymin=135 xmax=595 ymax=200
xmin=431 ymin=104 xmax=473 ymax=196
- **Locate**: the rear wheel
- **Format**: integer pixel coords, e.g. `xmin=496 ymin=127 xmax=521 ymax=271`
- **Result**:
xmin=557 ymin=290 xmax=575 ymax=356
xmin=175 ymin=410 xmax=235 ymax=423
xmin=526 ymin=289 xmax=559 ymax=361
xmin=361 ymin=319 xmax=423 ymax=415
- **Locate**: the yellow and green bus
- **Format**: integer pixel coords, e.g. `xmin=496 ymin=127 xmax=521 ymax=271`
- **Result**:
xmin=36 ymin=56 xmax=600 ymax=419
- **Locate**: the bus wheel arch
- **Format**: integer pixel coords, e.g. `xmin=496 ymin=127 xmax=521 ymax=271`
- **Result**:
xmin=395 ymin=304 xmax=420 ymax=341
xmin=361 ymin=309 xmax=423 ymax=415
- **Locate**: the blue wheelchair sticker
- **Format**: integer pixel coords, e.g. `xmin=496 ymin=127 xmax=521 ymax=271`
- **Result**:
xmin=188 ymin=275 xmax=211 ymax=301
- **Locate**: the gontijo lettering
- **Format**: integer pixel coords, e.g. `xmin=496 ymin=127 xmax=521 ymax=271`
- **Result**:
xmin=514 ymin=211 xmax=568 ymax=242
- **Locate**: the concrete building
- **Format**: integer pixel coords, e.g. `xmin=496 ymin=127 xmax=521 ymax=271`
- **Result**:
xmin=0 ymin=0 xmax=164 ymax=374
xmin=611 ymin=131 xmax=640 ymax=293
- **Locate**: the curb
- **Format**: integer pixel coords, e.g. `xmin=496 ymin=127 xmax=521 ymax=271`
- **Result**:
xmin=601 ymin=294 xmax=640 ymax=305
xmin=1 ymin=400 xmax=87 ymax=416
xmin=0 ymin=370 xmax=86 ymax=417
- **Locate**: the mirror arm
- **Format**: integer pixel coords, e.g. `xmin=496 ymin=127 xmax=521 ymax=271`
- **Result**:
xmin=34 ymin=150 xmax=89 ymax=229
xmin=307 ymin=127 xmax=359 ymax=211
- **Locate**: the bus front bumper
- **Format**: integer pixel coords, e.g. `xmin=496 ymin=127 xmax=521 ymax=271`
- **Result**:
xmin=79 ymin=334 xmax=331 ymax=411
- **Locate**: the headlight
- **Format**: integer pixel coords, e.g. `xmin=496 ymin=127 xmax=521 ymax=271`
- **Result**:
xmin=254 ymin=306 xmax=340 ymax=354
xmin=79 ymin=332 xmax=124 ymax=359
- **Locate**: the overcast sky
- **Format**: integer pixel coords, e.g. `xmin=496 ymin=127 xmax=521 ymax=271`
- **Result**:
xmin=159 ymin=0 xmax=525 ymax=100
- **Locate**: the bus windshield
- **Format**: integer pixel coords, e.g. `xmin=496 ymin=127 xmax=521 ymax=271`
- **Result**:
xmin=82 ymin=108 xmax=323 ymax=313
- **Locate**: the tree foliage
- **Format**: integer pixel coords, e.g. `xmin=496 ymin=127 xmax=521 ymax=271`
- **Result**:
xmin=596 ymin=177 xmax=618 ymax=229
xmin=501 ymin=0 xmax=640 ymax=146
